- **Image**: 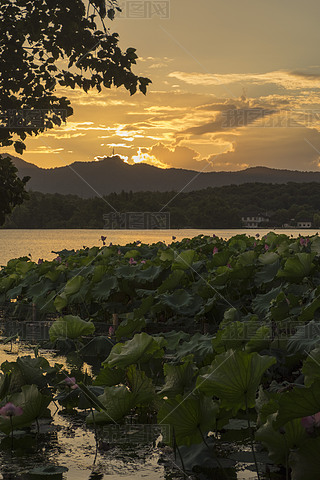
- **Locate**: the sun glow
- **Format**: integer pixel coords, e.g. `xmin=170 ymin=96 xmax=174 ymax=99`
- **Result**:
xmin=131 ymin=148 xmax=168 ymax=168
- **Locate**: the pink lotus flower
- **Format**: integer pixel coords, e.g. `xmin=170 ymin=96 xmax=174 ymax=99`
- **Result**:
xmin=55 ymin=256 xmax=62 ymax=263
xmin=64 ymin=377 xmax=78 ymax=390
xmin=118 ymin=249 xmax=121 ymax=255
xmin=108 ymin=326 xmax=115 ymax=337
xmin=300 ymin=237 xmax=310 ymax=247
xmin=129 ymin=257 xmax=137 ymax=265
xmin=253 ymin=242 xmax=257 ymax=247
xmin=227 ymin=263 xmax=231 ymax=269
xmin=213 ymin=247 xmax=219 ymax=255
xmin=0 ymin=403 xmax=23 ymax=418
xmin=301 ymin=412 xmax=320 ymax=433
xmin=140 ymin=260 xmax=146 ymax=264
xmin=38 ymin=258 xmax=43 ymax=264
xmin=264 ymin=244 xmax=269 ymax=251
xmin=100 ymin=236 xmax=106 ymax=246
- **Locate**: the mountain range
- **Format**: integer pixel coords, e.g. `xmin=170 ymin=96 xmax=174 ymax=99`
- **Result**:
xmin=7 ymin=154 xmax=320 ymax=198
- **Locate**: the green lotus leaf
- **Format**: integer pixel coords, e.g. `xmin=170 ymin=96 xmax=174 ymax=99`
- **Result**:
xmin=159 ymin=249 xmax=174 ymax=262
xmin=197 ymin=350 xmax=276 ymax=414
xmin=310 ymin=236 xmax=320 ymax=255
xmin=91 ymin=265 xmax=107 ymax=283
xmin=126 ymin=364 xmax=155 ymax=405
xmin=94 ymin=364 xmax=126 ymax=387
xmin=258 ymin=252 xmax=279 ymax=265
xmin=264 ymin=232 xmax=278 ymax=245
xmin=172 ymin=249 xmax=196 ymax=270
xmin=210 ymin=249 xmax=231 ymax=267
xmin=237 ymin=250 xmax=256 ymax=266
xmin=245 ymin=325 xmax=271 ymax=353
xmin=274 ymin=379 xmax=320 ymax=428
xmin=54 ymin=293 xmax=68 ymax=312
xmin=256 ymin=414 xmax=307 ymax=465
xmin=211 ymin=265 xmax=231 ymax=285
xmin=91 ymin=275 xmax=118 ymax=301
xmin=173 ymin=333 xmax=214 ymax=364
xmin=15 ymin=260 xmax=34 ymax=276
xmin=0 ymin=275 xmax=17 ymax=293
xmin=49 ymin=315 xmax=95 ymax=341
xmin=0 ymin=384 xmax=51 ymax=435
xmin=255 ymin=259 xmax=280 ymax=287
xmin=1 ymin=356 xmax=56 ymax=393
xmin=105 ymin=332 xmax=165 ymax=369
xmin=28 ymin=465 xmax=68 ymax=477
xmin=277 ymin=253 xmax=315 ymax=281
xmin=64 ymin=275 xmax=84 ymax=296
xmin=79 ymin=336 xmax=114 ymax=359
xmin=228 ymin=237 xmax=247 ymax=252
xmin=157 ymin=393 xmax=219 ymax=446
xmin=299 ymin=294 xmax=320 ymax=322
xmin=45 ymin=269 xmax=63 ymax=282
xmin=134 ymin=265 xmax=162 ymax=283
xmin=133 ymin=295 xmax=154 ymax=318
xmin=123 ymin=249 xmax=140 ymax=259
xmin=255 ymin=386 xmax=279 ymax=425
xmin=16 ymin=356 xmax=56 ymax=388
xmin=157 ymin=331 xmax=190 ymax=351
xmin=0 ymin=372 xmax=11 ymax=400
xmin=32 ymin=290 xmax=56 ymax=313
xmin=287 ymin=320 xmax=320 ymax=354
xmin=26 ymin=278 xmax=53 ymax=300
xmin=86 ymin=385 xmax=134 ymax=424
xmin=157 ymin=289 xmax=202 ymax=316
xmin=252 ymin=286 xmax=282 ymax=317
xmin=159 ymin=358 xmax=198 ymax=398
xmin=115 ymin=317 xmax=146 ymax=341
xmin=157 ymin=269 xmax=186 ymax=294
xmin=302 ymin=348 xmax=320 ymax=386
xmin=176 ymin=438 xmax=236 ymax=472
xmin=289 ymin=436 xmax=320 ymax=480
xmin=212 ymin=321 xmax=247 ymax=354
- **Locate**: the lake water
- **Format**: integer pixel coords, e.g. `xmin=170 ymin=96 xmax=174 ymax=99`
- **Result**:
xmin=1 ymin=228 xmax=319 ymax=266
xmin=0 ymin=341 xmax=260 ymax=480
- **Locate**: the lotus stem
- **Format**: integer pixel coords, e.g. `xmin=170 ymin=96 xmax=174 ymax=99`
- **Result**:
xmin=197 ymin=425 xmax=209 ymax=448
xmin=280 ymin=430 xmax=289 ymax=480
xmin=198 ymin=426 xmax=228 ymax=480
xmin=10 ymin=416 xmax=13 ymax=451
xmin=245 ymin=395 xmax=260 ymax=480
xmin=173 ymin=427 xmax=187 ymax=479
xmin=90 ymin=405 xmax=98 ymax=465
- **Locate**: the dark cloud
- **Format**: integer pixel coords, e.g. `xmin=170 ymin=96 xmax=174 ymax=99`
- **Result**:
xmin=183 ymin=107 xmax=276 ymax=135
xmin=196 ymin=103 xmax=237 ymax=112
xmin=148 ymin=142 xmax=210 ymax=170
xmin=289 ymin=71 xmax=320 ymax=81
xmin=205 ymin=127 xmax=320 ymax=171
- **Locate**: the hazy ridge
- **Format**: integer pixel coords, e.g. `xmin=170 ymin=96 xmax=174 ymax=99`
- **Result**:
xmin=7 ymin=154 xmax=320 ymax=197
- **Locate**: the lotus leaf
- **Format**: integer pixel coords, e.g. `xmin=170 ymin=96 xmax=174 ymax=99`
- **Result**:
xmin=49 ymin=315 xmax=95 ymax=341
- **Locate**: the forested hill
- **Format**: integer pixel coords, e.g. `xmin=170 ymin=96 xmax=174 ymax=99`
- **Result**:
xmin=3 ymin=182 xmax=320 ymax=229
xmin=7 ymin=154 xmax=320 ymax=197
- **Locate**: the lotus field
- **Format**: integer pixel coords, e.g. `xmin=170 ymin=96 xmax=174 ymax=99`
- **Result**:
xmin=1 ymin=233 xmax=320 ymax=479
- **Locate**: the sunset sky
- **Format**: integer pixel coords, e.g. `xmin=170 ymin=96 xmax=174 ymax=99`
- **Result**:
xmin=6 ymin=0 xmax=320 ymax=171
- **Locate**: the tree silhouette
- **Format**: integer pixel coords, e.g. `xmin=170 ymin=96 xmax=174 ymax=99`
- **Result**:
xmin=0 ymin=0 xmax=151 ymax=223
